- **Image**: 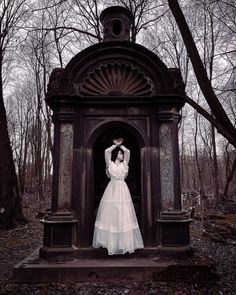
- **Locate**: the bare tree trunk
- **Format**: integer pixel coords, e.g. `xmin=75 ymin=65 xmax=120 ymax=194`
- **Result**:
xmin=223 ymin=149 xmax=236 ymax=200
xmin=180 ymin=121 xmax=185 ymax=190
xmin=207 ymin=11 xmax=220 ymax=203
xmin=194 ymin=110 xmax=205 ymax=196
xmin=35 ymin=92 xmax=44 ymax=210
xmin=0 ymin=61 xmax=27 ymax=229
xmin=211 ymin=123 xmax=220 ymax=201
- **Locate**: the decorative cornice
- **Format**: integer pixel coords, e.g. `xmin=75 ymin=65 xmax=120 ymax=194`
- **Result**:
xmin=46 ymin=95 xmax=186 ymax=112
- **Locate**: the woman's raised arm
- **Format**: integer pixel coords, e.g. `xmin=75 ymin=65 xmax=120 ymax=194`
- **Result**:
xmin=120 ymin=145 xmax=130 ymax=165
xmin=104 ymin=144 xmax=117 ymax=167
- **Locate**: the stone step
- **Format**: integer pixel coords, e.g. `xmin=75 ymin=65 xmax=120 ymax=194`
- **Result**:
xmin=75 ymin=247 xmax=159 ymax=259
xmin=13 ymin=248 xmax=220 ymax=283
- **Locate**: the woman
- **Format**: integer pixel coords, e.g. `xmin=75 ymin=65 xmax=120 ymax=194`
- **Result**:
xmin=92 ymin=138 xmax=144 ymax=255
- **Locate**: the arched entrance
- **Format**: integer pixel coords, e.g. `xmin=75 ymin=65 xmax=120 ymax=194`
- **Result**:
xmin=93 ymin=126 xmax=142 ymax=229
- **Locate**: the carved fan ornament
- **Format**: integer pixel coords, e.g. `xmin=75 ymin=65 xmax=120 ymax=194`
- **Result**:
xmin=78 ymin=63 xmax=156 ymax=96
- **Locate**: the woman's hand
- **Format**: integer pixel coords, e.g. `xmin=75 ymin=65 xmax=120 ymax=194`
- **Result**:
xmin=113 ymin=138 xmax=123 ymax=146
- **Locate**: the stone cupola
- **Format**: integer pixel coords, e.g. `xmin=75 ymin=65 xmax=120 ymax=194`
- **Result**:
xmin=100 ymin=6 xmax=133 ymax=42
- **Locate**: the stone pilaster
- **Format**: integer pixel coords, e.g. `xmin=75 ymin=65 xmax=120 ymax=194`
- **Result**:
xmin=158 ymin=108 xmax=181 ymax=211
xmin=51 ymin=111 xmax=75 ymax=212
xmin=40 ymin=110 xmax=78 ymax=259
xmin=57 ymin=123 xmax=73 ymax=210
xmin=157 ymin=106 xmax=192 ymax=258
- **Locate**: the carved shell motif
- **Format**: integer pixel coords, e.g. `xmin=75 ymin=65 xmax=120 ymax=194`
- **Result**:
xmin=78 ymin=63 xmax=156 ymax=96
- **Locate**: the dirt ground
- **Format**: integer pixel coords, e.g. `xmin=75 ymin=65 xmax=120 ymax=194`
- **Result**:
xmin=0 ymin=204 xmax=236 ymax=295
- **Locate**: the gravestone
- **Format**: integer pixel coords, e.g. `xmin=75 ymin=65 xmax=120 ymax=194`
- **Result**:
xmin=40 ymin=6 xmax=192 ymax=259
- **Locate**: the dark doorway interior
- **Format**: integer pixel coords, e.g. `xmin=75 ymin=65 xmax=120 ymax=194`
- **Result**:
xmin=93 ymin=126 xmax=142 ymax=226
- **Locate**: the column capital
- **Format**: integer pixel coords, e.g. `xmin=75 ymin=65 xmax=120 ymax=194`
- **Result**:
xmin=52 ymin=111 xmax=75 ymax=123
xmin=157 ymin=110 xmax=181 ymax=123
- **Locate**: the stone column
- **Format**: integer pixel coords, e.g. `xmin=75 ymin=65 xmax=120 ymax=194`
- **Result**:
xmin=40 ymin=111 xmax=78 ymax=259
xmin=159 ymin=109 xmax=181 ymax=211
xmin=157 ymin=107 xmax=192 ymax=258
xmin=57 ymin=123 xmax=74 ymax=210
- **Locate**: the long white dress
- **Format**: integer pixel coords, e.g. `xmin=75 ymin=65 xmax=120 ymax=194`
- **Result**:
xmin=92 ymin=145 xmax=144 ymax=255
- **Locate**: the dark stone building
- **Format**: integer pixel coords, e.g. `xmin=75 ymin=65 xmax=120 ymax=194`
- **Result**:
xmin=40 ymin=6 xmax=192 ymax=259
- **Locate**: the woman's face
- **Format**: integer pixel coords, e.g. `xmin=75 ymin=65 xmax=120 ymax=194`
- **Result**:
xmin=116 ymin=150 xmax=124 ymax=161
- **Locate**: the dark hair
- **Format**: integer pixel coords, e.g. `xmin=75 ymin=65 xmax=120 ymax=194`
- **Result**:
xmin=111 ymin=147 xmax=124 ymax=162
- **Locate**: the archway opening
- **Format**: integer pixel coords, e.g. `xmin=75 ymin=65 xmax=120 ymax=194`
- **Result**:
xmin=93 ymin=126 xmax=142 ymax=226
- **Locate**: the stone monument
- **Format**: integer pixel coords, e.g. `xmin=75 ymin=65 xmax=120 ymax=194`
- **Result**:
xmin=40 ymin=5 xmax=192 ymax=259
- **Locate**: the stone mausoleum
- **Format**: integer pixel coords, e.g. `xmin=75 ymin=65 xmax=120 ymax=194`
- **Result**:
xmin=40 ymin=6 xmax=192 ymax=260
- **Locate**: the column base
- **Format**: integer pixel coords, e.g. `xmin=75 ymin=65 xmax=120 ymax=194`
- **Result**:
xmin=39 ymin=211 xmax=78 ymax=259
xmin=158 ymin=245 xmax=193 ymax=259
xmin=39 ymin=245 xmax=78 ymax=260
xmin=157 ymin=210 xmax=193 ymax=259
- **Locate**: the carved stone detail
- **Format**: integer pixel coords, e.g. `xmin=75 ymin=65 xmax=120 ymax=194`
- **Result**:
xmin=168 ymin=68 xmax=185 ymax=94
xmin=47 ymin=68 xmax=64 ymax=96
xmin=58 ymin=124 xmax=73 ymax=210
xmin=159 ymin=123 xmax=174 ymax=210
xmin=77 ymin=62 xmax=156 ymax=96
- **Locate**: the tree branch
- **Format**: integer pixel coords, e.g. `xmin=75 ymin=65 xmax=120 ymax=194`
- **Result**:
xmin=168 ymin=0 xmax=236 ymax=147
xmin=186 ymin=96 xmax=236 ymax=147
xmin=29 ymin=26 xmax=99 ymax=40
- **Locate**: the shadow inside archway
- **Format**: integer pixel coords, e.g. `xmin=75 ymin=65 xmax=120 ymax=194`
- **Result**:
xmin=93 ymin=126 xmax=141 ymax=226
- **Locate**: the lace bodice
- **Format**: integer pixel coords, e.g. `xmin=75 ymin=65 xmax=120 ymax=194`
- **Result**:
xmin=104 ymin=144 xmax=130 ymax=180
xmin=108 ymin=161 xmax=129 ymax=180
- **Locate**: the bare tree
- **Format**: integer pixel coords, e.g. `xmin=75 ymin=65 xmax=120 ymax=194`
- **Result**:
xmin=168 ymin=0 xmax=236 ymax=148
xmin=0 ymin=0 xmax=29 ymax=229
xmin=110 ymin=0 xmax=168 ymax=42
xmin=30 ymin=0 xmax=101 ymax=53
xmin=8 ymin=85 xmax=33 ymax=196
xmin=223 ymin=143 xmax=236 ymax=200
xmin=19 ymin=21 xmax=54 ymax=205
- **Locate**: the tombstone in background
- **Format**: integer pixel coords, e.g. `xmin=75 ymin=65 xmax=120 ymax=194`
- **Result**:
xmin=40 ymin=6 xmax=192 ymax=259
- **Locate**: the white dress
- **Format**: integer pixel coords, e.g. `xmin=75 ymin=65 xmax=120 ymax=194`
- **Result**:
xmin=92 ymin=146 xmax=144 ymax=255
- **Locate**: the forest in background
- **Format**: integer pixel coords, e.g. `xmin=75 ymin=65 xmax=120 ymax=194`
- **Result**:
xmin=0 ymin=0 xmax=235 ymax=228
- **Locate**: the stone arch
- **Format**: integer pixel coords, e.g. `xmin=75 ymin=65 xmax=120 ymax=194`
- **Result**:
xmin=87 ymin=120 xmax=146 ymax=149
xmin=87 ymin=121 xmax=145 ymax=235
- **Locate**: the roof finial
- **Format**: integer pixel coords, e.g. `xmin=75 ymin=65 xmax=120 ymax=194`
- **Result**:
xmin=100 ymin=6 xmax=133 ymax=42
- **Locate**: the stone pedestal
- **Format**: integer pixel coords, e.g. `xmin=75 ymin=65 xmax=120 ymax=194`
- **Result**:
xmin=158 ymin=211 xmax=193 ymax=258
xmin=39 ymin=211 xmax=78 ymax=259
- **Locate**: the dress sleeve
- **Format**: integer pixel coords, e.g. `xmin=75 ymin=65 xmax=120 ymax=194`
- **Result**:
xmin=104 ymin=144 xmax=117 ymax=167
xmin=120 ymin=145 xmax=130 ymax=165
